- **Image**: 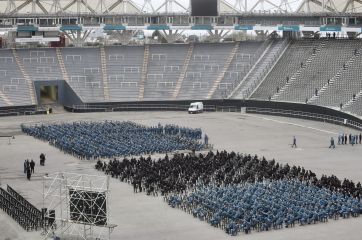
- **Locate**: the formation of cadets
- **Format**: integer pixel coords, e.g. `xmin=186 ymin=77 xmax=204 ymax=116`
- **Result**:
xmin=21 ymin=121 xmax=206 ymax=160
xmin=95 ymin=150 xmax=362 ymax=236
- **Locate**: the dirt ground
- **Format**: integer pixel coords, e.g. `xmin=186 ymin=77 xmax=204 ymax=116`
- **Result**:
xmin=0 ymin=111 xmax=361 ymax=240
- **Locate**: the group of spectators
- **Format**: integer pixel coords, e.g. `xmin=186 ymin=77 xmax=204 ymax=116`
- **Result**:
xmin=337 ymin=133 xmax=362 ymax=146
xmin=94 ymin=150 xmax=362 ymax=235
xmin=23 ymin=159 xmax=35 ymax=180
xmin=21 ymin=121 xmax=206 ymax=160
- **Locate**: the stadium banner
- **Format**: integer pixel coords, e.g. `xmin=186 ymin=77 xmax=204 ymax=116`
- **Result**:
xmin=278 ymin=25 xmax=300 ymax=32
xmin=234 ymin=25 xmax=253 ymax=30
xmin=342 ymin=27 xmax=361 ymax=33
xmin=320 ymin=26 xmax=341 ymax=32
xmin=147 ymin=25 xmax=170 ymax=30
xmin=103 ymin=25 xmax=126 ymax=31
xmin=38 ymin=27 xmax=59 ymax=31
xmin=15 ymin=37 xmax=59 ymax=43
xmin=191 ymin=25 xmax=213 ymax=30
xmin=17 ymin=25 xmax=38 ymax=32
xmin=300 ymin=26 xmax=320 ymax=32
xmin=253 ymin=25 xmax=278 ymax=31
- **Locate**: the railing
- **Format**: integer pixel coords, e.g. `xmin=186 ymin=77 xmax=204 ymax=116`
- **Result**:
xmin=69 ymin=103 xmax=243 ymax=113
xmin=0 ymin=105 xmax=48 ymax=117
xmin=246 ymin=107 xmax=362 ymax=130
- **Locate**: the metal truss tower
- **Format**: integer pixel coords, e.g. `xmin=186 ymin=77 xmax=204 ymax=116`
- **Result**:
xmin=42 ymin=172 xmax=116 ymax=240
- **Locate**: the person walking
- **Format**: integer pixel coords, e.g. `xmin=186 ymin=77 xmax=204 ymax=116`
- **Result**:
xmin=23 ymin=160 xmax=27 ymax=174
xmin=329 ymin=137 xmax=335 ymax=149
xmin=204 ymin=134 xmax=209 ymax=146
xmin=292 ymin=136 xmax=297 ymax=148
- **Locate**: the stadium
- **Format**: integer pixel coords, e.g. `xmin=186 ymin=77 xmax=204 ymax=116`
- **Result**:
xmin=0 ymin=0 xmax=362 ymax=239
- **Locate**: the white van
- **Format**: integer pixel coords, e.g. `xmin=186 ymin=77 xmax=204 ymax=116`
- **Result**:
xmin=188 ymin=102 xmax=203 ymax=114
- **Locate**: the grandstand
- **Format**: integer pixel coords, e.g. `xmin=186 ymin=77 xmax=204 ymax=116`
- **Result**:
xmin=2 ymin=39 xmax=362 ymax=117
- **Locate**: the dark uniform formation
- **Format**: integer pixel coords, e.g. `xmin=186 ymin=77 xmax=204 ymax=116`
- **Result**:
xmin=95 ymin=150 xmax=362 ymax=236
xmin=21 ymin=121 xmax=205 ymax=159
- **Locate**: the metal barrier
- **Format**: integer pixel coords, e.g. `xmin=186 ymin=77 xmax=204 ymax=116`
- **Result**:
xmin=246 ymin=107 xmax=362 ymax=130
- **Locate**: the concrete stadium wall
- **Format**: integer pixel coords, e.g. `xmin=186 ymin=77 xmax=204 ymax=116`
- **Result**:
xmin=64 ymin=99 xmax=362 ymax=128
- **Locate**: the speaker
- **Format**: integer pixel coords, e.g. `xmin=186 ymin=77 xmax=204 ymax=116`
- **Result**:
xmin=41 ymin=208 xmax=47 ymax=221
xmin=48 ymin=210 xmax=55 ymax=225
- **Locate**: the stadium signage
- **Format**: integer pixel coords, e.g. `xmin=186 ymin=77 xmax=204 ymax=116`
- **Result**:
xmin=234 ymin=25 xmax=253 ymax=30
xmin=278 ymin=25 xmax=300 ymax=32
xmin=320 ymin=26 xmax=341 ymax=32
xmin=147 ymin=25 xmax=170 ymax=30
xmin=191 ymin=25 xmax=213 ymax=30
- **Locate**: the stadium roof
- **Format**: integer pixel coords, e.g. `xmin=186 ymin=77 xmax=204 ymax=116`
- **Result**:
xmin=0 ymin=0 xmax=362 ymax=15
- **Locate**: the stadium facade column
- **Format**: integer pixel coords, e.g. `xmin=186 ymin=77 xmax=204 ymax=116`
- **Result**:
xmin=108 ymin=30 xmax=138 ymax=45
xmin=207 ymin=30 xmax=230 ymax=43
xmin=158 ymin=30 xmax=185 ymax=43
xmin=61 ymin=29 xmax=91 ymax=47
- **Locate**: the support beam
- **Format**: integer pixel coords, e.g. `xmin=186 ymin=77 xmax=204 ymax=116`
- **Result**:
xmin=155 ymin=0 xmax=188 ymax=13
xmin=297 ymin=0 xmax=337 ymax=13
xmin=142 ymin=0 xmax=155 ymax=12
xmin=5 ymin=0 xmax=17 ymax=14
xmin=343 ymin=0 xmax=362 ymax=12
xmin=36 ymin=0 xmax=48 ymax=14
xmin=108 ymin=30 xmax=138 ymax=45
xmin=250 ymin=0 xmax=279 ymax=12
xmin=10 ymin=0 xmax=32 ymax=15
xmin=62 ymin=29 xmax=90 ymax=47
xmin=207 ymin=30 xmax=230 ymax=43
xmin=49 ymin=0 xmax=63 ymax=13
xmin=81 ymin=0 xmax=96 ymax=14
xmin=62 ymin=0 xmax=77 ymax=11
xmin=159 ymin=30 xmax=185 ymax=43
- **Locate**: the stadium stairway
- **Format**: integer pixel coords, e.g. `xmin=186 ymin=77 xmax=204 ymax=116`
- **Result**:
xmin=207 ymin=42 xmax=240 ymax=99
xmin=0 ymin=90 xmax=12 ymax=106
xmin=230 ymin=39 xmax=287 ymax=99
xmin=271 ymin=39 xmax=326 ymax=101
xmin=308 ymin=48 xmax=361 ymax=104
xmin=343 ymin=90 xmax=362 ymax=109
xmin=55 ymin=48 xmax=70 ymax=83
xmin=100 ymin=46 xmax=110 ymax=101
xmin=138 ymin=45 xmax=149 ymax=101
xmin=228 ymin=40 xmax=273 ymax=99
xmin=12 ymin=49 xmax=37 ymax=105
xmin=172 ymin=43 xmax=194 ymax=99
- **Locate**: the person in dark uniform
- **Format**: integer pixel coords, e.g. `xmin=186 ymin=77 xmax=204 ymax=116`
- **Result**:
xmin=359 ymin=133 xmax=362 ymax=144
xmin=344 ymin=134 xmax=348 ymax=145
xmin=329 ymin=137 xmax=335 ymax=149
xmin=40 ymin=153 xmax=46 ymax=166
xmin=292 ymin=136 xmax=297 ymax=148
xmin=30 ymin=160 xmax=35 ymax=174
xmin=26 ymin=167 xmax=31 ymax=180
xmin=204 ymin=134 xmax=209 ymax=146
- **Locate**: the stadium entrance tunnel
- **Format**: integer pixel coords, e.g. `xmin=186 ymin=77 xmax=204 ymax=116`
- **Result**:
xmin=34 ymin=80 xmax=83 ymax=106
xmin=40 ymin=85 xmax=58 ymax=104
